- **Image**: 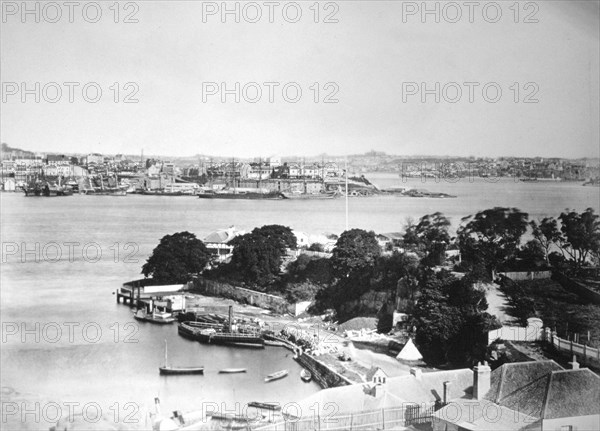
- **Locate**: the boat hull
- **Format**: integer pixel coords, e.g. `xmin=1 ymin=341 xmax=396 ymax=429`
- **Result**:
xmin=134 ymin=315 xmax=175 ymax=324
xmin=300 ymin=369 xmax=312 ymax=382
xmin=83 ymin=190 xmax=127 ymax=196
xmin=247 ymin=402 xmax=281 ymax=411
xmin=281 ymin=192 xmax=339 ymax=200
xmin=198 ymin=192 xmax=284 ymax=200
xmin=218 ymin=368 xmax=247 ymax=374
xmin=264 ymin=370 xmax=288 ymax=382
xmin=159 ymin=367 xmax=204 ymax=375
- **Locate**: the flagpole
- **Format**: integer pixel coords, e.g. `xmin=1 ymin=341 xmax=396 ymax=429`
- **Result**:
xmin=345 ymin=156 xmax=349 ymax=232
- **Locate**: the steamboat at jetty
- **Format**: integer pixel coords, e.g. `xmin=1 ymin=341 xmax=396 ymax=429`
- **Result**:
xmin=178 ymin=306 xmax=265 ymax=348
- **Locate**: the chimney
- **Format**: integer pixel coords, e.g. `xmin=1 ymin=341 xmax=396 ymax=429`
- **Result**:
xmin=569 ymin=355 xmax=580 ymax=370
xmin=372 ymin=382 xmax=384 ymax=398
xmin=473 ymin=361 xmax=491 ymax=400
xmin=410 ymin=367 xmax=422 ymax=380
xmin=443 ymin=381 xmax=452 ymax=405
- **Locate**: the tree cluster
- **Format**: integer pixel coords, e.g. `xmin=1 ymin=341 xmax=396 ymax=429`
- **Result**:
xmin=229 ymin=225 xmax=297 ymax=288
xmin=142 ymin=231 xmax=210 ymax=283
xmin=411 ymin=270 xmax=500 ymax=365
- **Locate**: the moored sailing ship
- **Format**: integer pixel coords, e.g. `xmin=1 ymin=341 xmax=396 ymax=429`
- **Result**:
xmin=197 ymin=188 xmax=285 ymax=200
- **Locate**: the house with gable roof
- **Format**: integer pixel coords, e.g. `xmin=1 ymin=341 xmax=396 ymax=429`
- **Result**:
xmin=433 ymin=359 xmax=600 ymax=431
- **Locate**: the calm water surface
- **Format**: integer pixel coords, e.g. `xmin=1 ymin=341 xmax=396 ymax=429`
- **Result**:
xmin=1 ymin=175 xmax=598 ymax=427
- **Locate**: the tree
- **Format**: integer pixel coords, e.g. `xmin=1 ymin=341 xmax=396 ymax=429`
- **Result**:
xmin=331 ymin=229 xmax=381 ymax=279
xmin=230 ymin=224 xmax=296 ymax=287
xmin=457 ymin=207 xmax=529 ymax=276
xmin=307 ymin=242 xmax=325 ymax=252
xmin=406 ymin=212 xmax=451 ymax=247
xmin=412 ymin=285 xmax=463 ymax=364
xmin=404 ymin=212 xmax=451 ymax=266
xmin=142 ymin=232 xmax=210 ymax=283
xmin=558 ymin=208 xmax=600 ymax=268
xmin=530 ymin=217 xmax=561 ymax=265
xmin=514 ymin=240 xmax=547 ymax=270
xmin=371 ymin=252 xmax=420 ymax=293
xmin=254 ymin=224 xmax=297 ymax=250
xmin=411 ymin=270 xmax=499 ymax=365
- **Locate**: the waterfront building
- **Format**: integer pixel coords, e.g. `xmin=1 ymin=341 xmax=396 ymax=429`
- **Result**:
xmin=204 ymin=226 xmax=246 ymax=263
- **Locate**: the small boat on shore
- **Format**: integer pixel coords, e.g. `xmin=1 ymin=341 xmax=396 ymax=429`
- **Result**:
xmin=264 ymin=369 xmax=288 ymax=383
xmin=247 ymin=401 xmax=281 ymax=411
xmin=219 ymin=368 xmax=247 ymax=374
xmin=300 ymin=369 xmax=312 ymax=382
xmin=159 ymin=340 xmax=204 ymax=375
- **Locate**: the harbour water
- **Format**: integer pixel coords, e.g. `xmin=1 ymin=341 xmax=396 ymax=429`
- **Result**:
xmin=1 ymin=175 xmax=598 ymax=428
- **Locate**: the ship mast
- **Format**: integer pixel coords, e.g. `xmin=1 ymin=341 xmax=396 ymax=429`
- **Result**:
xmin=164 ymin=339 xmax=168 ymax=367
xmin=232 ymin=157 xmax=236 ymax=193
xmin=258 ymin=157 xmax=262 ymax=194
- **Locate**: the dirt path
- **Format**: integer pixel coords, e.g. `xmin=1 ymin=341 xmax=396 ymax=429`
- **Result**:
xmin=482 ymin=282 xmax=512 ymax=324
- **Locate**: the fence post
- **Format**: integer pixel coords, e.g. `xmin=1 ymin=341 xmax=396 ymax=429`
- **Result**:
xmin=570 ymin=339 xmax=573 ymax=355
xmin=382 ymin=408 xmax=385 ymax=430
xmin=583 ymin=344 xmax=587 ymax=364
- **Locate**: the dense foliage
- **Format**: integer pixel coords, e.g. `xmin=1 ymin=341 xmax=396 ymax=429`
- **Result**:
xmin=529 ymin=208 xmax=600 ymax=270
xmin=411 ymin=270 xmax=500 ymax=365
xmin=331 ymin=229 xmax=381 ymax=279
xmin=142 ymin=231 xmax=211 ymax=283
xmin=404 ymin=212 xmax=451 ymax=266
xmin=498 ymin=276 xmax=600 ymax=347
xmin=229 ymin=224 xmax=296 ymax=287
xmin=457 ymin=207 xmax=529 ymax=276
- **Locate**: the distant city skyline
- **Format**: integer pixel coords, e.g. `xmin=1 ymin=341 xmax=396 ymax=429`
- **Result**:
xmin=2 ymin=141 xmax=598 ymax=163
xmin=1 ymin=1 xmax=599 ymax=158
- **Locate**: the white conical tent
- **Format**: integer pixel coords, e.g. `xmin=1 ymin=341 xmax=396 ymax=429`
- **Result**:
xmin=396 ymin=338 xmax=423 ymax=361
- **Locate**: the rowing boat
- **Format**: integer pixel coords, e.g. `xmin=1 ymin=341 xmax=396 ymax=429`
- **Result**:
xmin=300 ymin=369 xmax=312 ymax=382
xmin=219 ymin=368 xmax=247 ymax=374
xmin=264 ymin=369 xmax=288 ymax=383
xmin=247 ymin=402 xmax=281 ymax=411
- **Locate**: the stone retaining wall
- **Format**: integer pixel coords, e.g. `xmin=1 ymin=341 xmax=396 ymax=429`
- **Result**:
xmin=192 ymin=278 xmax=289 ymax=314
xmin=294 ymin=353 xmax=354 ymax=389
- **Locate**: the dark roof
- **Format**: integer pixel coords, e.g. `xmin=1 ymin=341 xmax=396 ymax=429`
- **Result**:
xmin=434 ymin=399 xmax=540 ymax=431
xmin=485 ymin=360 xmax=599 ymax=420
xmin=543 ymin=368 xmax=600 ymax=419
xmin=487 ymin=360 xmax=563 ymax=404
xmin=204 ymin=230 xmax=231 ymax=243
xmin=378 ymin=232 xmax=404 ymax=240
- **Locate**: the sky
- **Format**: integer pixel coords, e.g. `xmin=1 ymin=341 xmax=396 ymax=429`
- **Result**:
xmin=1 ymin=0 xmax=599 ymax=158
